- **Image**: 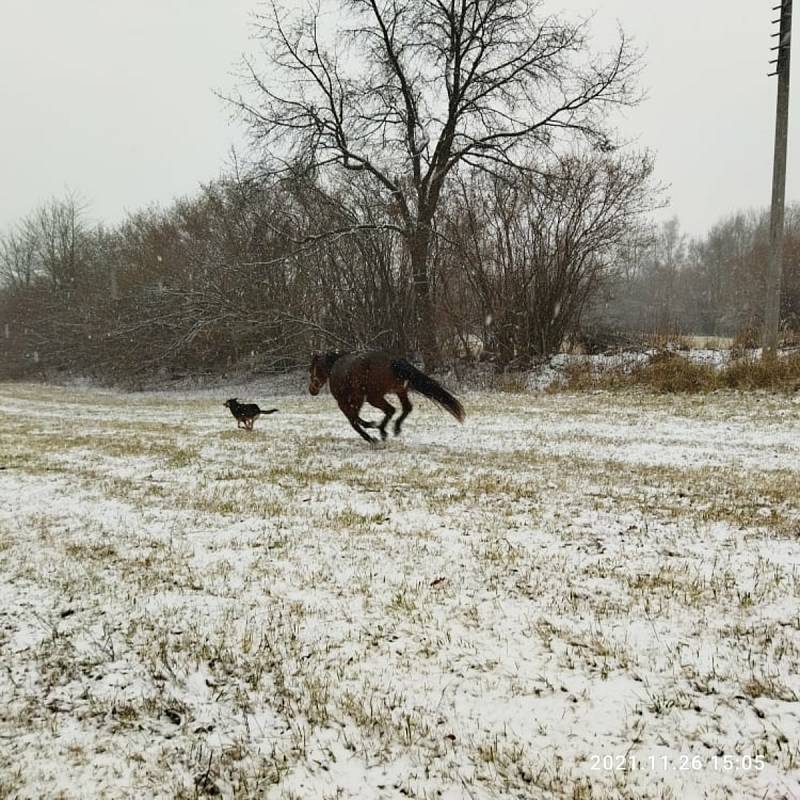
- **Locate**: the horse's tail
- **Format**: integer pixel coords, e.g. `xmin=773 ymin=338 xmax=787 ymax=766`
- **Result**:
xmin=391 ymin=359 xmax=465 ymax=423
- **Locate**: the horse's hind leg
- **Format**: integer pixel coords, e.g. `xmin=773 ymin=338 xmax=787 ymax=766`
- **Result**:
xmin=367 ymin=393 xmax=395 ymax=441
xmin=393 ymin=389 xmax=413 ymax=436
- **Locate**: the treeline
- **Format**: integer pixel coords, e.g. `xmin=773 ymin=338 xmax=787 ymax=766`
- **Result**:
xmin=589 ymin=212 xmax=800 ymax=349
xmin=0 ymin=153 xmax=660 ymax=382
xmin=2 ymin=174 xmax=799 ymax=383
xmin=2 ymin=178 xmax=800 ymax=383
xmin=3 ymin=179 xmax=799 ymax=385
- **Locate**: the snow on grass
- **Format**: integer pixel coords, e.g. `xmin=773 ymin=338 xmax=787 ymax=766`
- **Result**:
xmin=1 ymin=382 xmax=799 ymax=799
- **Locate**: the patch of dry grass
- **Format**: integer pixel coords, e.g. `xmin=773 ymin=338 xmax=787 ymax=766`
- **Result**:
xmin=554 ymin=351 xmax=800 ymax=394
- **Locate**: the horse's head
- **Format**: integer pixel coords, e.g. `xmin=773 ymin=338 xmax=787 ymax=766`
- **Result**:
xmin=308 ymin=353 xmax=329 ymax=395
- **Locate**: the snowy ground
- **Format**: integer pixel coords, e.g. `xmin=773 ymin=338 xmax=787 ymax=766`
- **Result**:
xmin=1 ymin=381 xmax=799 ymax=800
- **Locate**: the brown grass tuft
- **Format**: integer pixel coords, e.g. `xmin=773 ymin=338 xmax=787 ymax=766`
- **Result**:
xmin=554 ymin=351 xmax=800 ymax=394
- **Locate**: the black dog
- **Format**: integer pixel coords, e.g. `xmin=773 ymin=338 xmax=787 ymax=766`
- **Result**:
xmin=223 ymin=398 xmax=278 ymax=431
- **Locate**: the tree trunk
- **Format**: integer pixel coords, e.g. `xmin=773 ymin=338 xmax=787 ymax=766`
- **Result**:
xmin=409 ymin=225 xmax=441 ymax=371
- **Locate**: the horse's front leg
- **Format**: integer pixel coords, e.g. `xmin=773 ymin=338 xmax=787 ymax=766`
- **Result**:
xmin=348 ymin=416 xmax=377 ymax=443
xmin=337 ymin=397 xmax=376 ymax=444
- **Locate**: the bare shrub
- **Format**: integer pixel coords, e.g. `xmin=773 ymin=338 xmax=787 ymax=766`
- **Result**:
xmin=632 ymin=356 xmax=717 ymax=393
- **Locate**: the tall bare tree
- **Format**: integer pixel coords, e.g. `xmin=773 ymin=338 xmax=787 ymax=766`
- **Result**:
xmin=230 ymin=0 xmax=641 ymax=367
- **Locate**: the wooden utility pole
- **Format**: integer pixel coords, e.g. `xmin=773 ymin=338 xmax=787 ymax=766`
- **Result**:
xmin=765 ymin=0 xmax=793 ymax=359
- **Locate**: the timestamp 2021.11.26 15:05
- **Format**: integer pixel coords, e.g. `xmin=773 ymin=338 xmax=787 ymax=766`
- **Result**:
xmin=589 ymin=753 xmax=766 ymax=773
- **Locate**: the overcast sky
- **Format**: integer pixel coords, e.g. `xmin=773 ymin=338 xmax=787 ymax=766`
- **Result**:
xmin=0 ymin=0 xmax=794 ymax=237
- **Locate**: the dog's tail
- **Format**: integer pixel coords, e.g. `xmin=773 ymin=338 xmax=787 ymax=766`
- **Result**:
xmin=261 ymin=408 xmax=279 ymax=415
xmin=391 ymin=359 xmax=465 ymax=423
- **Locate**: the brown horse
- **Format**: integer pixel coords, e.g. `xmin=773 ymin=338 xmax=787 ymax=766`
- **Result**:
xmin=308 ymin=351 xmax=465 ymax=443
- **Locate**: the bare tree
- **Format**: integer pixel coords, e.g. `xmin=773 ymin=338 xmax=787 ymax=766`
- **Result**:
xmin=230 ymin=0 xmax=641 ymax=367
xmin=0 ymin=225 xmax=37 ymax=291
xmin=443 ymin=151 xmax=654 ymax=362
xmin=26 ymin=194 xmax=91 ymax=295
xmin=0 ymin=194 xmax=91 ymax=294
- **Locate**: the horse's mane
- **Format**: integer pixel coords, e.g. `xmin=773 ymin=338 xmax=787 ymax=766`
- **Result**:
xmin=322 ymin=351 xmax=347 ymax=370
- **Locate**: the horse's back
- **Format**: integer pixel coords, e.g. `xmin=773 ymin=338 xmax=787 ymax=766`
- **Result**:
xmin=329 ymin=351 xmax=395 ymax=398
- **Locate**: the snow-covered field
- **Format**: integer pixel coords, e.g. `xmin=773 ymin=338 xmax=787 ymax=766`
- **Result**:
xmin=1 ymin=381 xmax=799 ymax=799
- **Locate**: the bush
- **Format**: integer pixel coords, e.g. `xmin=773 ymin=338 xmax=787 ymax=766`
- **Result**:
xmin=720 ymin=353 xmax=800 ymax=391
xmin=632 ymin=354 xmax=716 ymax=393
xmin=553 ymin=351 xmax=800 ymax=394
